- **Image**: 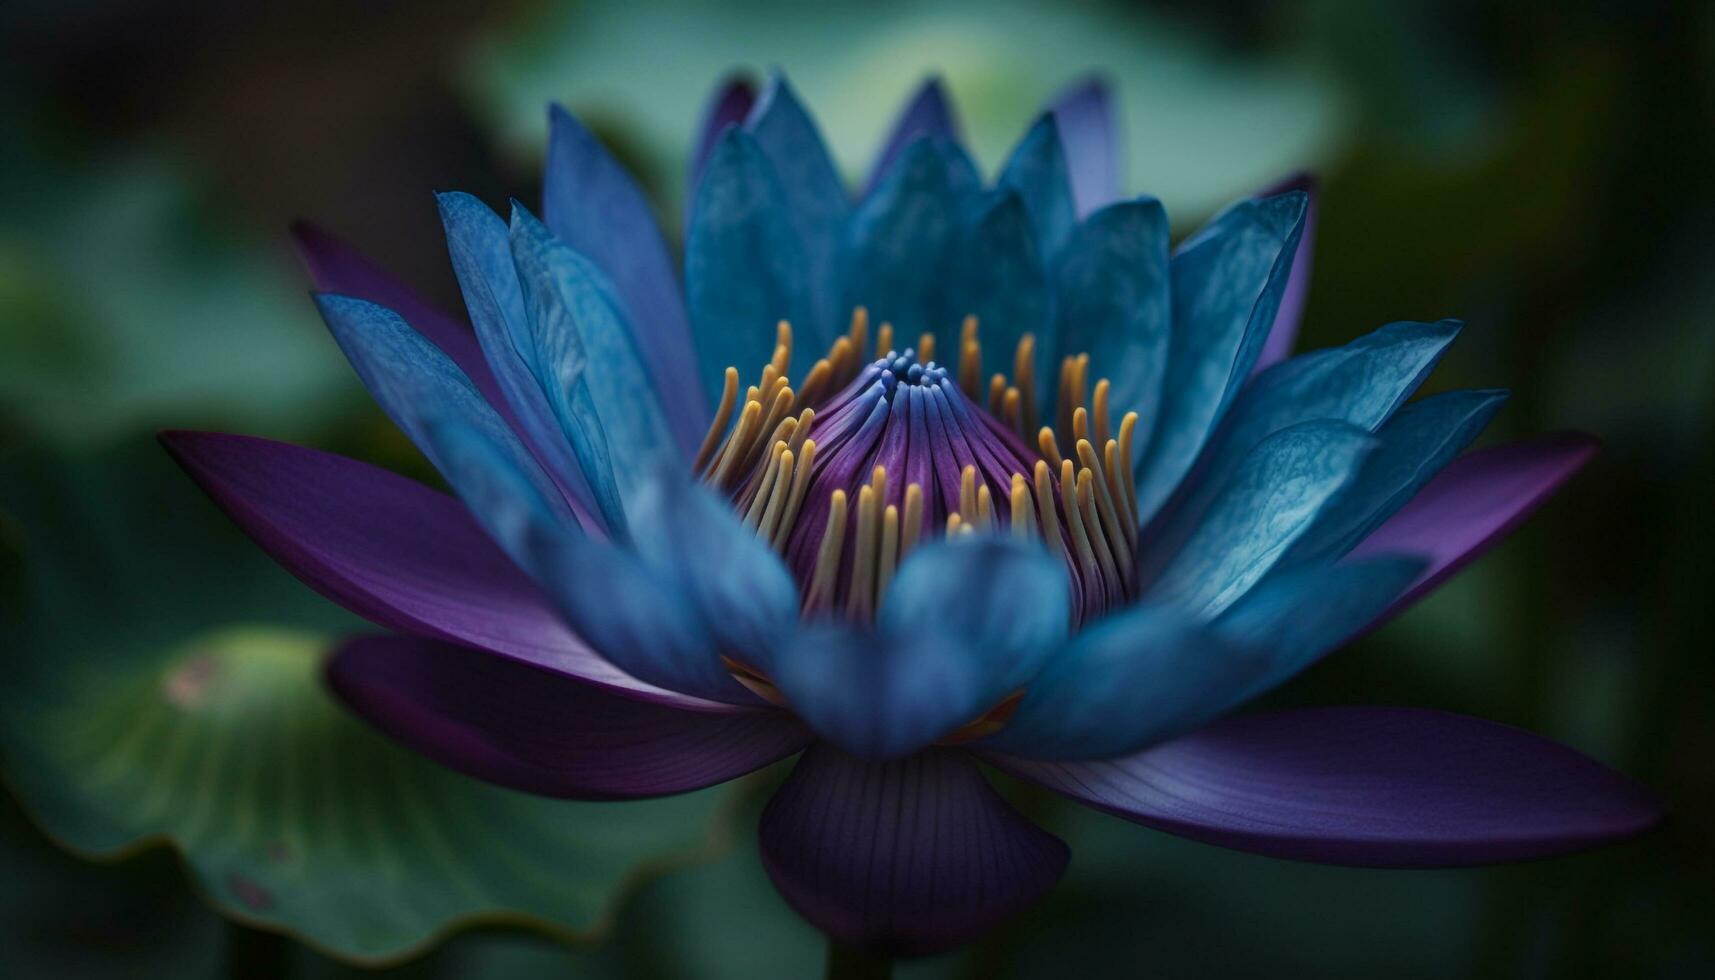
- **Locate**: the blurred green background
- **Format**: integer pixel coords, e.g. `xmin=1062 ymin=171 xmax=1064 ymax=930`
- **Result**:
xmin=2 ymin=0 xmax=1711 ymax=976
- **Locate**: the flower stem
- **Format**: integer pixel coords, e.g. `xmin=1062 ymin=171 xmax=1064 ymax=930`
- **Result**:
xmin=825 ymin=940 xmax=893 ymax=980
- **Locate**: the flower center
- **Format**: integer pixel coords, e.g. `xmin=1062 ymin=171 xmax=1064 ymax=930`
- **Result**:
xmin=696 ymin=310 xmax=1140 ymax=624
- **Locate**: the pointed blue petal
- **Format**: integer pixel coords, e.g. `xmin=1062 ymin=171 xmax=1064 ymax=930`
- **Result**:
xmin=1282 ymin=387 xmax=1509 ymax=568
xmin=1216 ymin=556 xmax=1428 ymax=703
xmin=762 ymin=537 xmax=1069 ymax=759
xmin=1049 ymin=76 xmax=1122 ymax=218
xmin=544 ymin=105 xmax=706 ymax=454
xmin=1251 ymin=172 xmax=1319 ymax=375
xmin=437 ymin=191 xmax=608 ymax=529
xmin=744 ymin=72 xmax=849 ymax=347
xmin=864 ymin=76 xmax=961 ymax=197
xmin=685 ymin=128 xmax=812 ymax=407
xmin=977 ymin=601 xmax=1253 ymax=760
xmin=1155 ymin=318 xmax=1465 ymax=550
xmin=1217 ymin=319 xmax=1463 ymax=469
xmin=997 ymin=114 xmax=1077 ymax=258
xmin=525 ymin=527 xmax=753 ymax=704
xmin=689 ymin=75 xmax=756 ymax=193
xmin=1142 ymin=419 xmax=1374 ymax=617
xmin=878 ymin=535 xmax=1071 ymax=693
xmin=312 ymin=293 xmax=575 ymax=564
xmin=628 ymin=475 xmax=800 ymax=667
xmin=984 ymin=555 xmax=1428 ymax=762
xmin=935 ymin=189 xmax=1052 ymax=375
xmin=1052 ymin=198 xmax=1171 ymax=430
xmin=839 ymin=138 xmax=975 ymax=347
xmin=1133 ymin=191 xmax=1309 ymax=521
xmin=510 ymin=205 xmax=681 ymax=532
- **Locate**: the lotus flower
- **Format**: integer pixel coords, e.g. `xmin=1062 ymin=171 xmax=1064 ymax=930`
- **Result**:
xmin=161 ymin=73 xmax=1659 ymax=961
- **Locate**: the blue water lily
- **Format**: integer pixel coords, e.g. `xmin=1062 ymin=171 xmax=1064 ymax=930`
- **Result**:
xmin=164 ymin=72 xmax=1658 ymax=956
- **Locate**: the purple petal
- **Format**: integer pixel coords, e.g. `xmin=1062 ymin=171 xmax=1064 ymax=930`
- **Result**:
xmin=290 ymin=222 xmax=510 ymax=420
xmin=1249 ymin=172 xmax=1319 ymax=375
xmin=992 ymin=706 xmax=1660 ymax=867
xmin=759 ymin=744 xmax=1068 ymax=955
xmin=159 ymin=430 xmax=715 ymax=710
xmin=328 ymin=635 xmax=810 ymax=799
xmin=1048 ymin=75 xmax=1122 ymax=217
xmin=1348 ymin=433 xmax=1597 ymax=627
xmin=863 ymin=76 xmax=961 ymax=198
xmin=690 ymin=75 xmax=757 ymax=193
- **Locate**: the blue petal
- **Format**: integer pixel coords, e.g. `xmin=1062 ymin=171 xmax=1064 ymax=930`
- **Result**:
xmin=689 ymin=74 xmax=756 ymax=195
xmin=437 ymin=191 xmax=609 ymax=528
xmin=685 ymin=128 xmax=812 ymax=406
xmin=1215 ymin=556 xmax=1428 ymax=703
xmin=628 ymin=475 xmax=800 ymax=667
xmin=1152 ymin=318 xmax=1464 ymax=553
xmin=983 ymin=554 xmax=1428 ymax=762
xmin=997 ymin=114 xmax=1077 ymax=258
xmin=878 ymin=535 xmax=1071 ymax=693
xmin=1251 ymin=172 xmax=1319 ymax=374
xmin=1048 ymin=76 xmax=1122 ymax=218
xmin=864 ymin=76 xmax=961 ymax=197
xmin=525 ymin=527 xmax=752 ymax=704
xmin=1141 ymin=419 xmax=1374 ymax=617
xmin=1215 ymin=319 xmax=1463 ymax=471
xmin=1280 ymin=387 xmax=1508 ymax=569
xmin=312 ymin=294 xmax=576 ymax=563
xmin=1132 ymin=191 xmax=1309 ymax=522
xmin=509 ymin=205 xmax=681 ymax=532
xmin=977 ymin=601 xmax=1253 ymax=760
xmin=839 ymin=138 xmax=976 ymax=347
xmin=1052 ymin=198 xmax=1171 ymax=431
xmin=744 ymin=72 xmax=850 ymax=348
xmin=935 ymin=189 xmax=1052 ymax=375
xmin=763 ymin=537 xmax=1070 ymax=759
xmin=543 ymin=105 xmax=707 ymax=454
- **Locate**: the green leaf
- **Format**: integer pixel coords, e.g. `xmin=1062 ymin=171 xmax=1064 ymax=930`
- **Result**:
xmin=0 ymin=439 xmax=745 ymax=964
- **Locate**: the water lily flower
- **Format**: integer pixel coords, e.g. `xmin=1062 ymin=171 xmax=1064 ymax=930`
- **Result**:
xmin=161 ymin=72 xmax=1659 ymax=963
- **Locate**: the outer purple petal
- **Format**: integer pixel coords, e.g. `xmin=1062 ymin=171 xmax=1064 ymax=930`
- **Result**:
xmin=1349 ymin=432 xmax=1597 ymax=627
xmin=1048 ymin=75 xmax=1122 ymax=218
xmin=327 ymin=635 xmax=810 ymax=800
xmin=690 ymin=75 xmax=757 ymax=195
xmin=159 ymin=429 xmax=716 ymax=710
xmin=863 ymin=76 xmax=961 ymax=198
xmin=1250 ymin=172 xmax=1319 ymax=375
xmin=992 ymin=707 xmax=1660 ymax=867
xmin=759 ymin=744 xmax=1068 ymax=955
xmin=290 ymin=222 xmax=512 ymax=423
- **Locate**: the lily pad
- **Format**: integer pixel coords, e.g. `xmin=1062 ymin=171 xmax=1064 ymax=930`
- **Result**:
xmin=0 ymin=440 xmax=743 ymax=964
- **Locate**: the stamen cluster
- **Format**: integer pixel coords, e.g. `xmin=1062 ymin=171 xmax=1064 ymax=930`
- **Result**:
xmin=697 ymin=310 xmax=1141 ymax=623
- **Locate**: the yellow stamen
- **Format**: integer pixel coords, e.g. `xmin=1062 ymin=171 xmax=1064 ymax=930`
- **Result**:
xmin=757 ymin=449 xmax=796 ymax=543
xmin=693 ymin=366 xmax=740 ymax=474
xmin=1033 ymin=460 xmax=1064 ymax=557
xmin=876 ymin=504 xmax=901 ymax=603
xmin=1014 ymin=333 xmax=1038 ymax=434
xmin=848 ymin=307 xmax=869 ymax=358
xmin=771 ymin=438 xmax=817 ymax=550
xmin=846 ymin=484 xmax=881 ymax=620
xmin=1038 ymin=426 xmax=1063 ymax=470
xmin=900 ymin=483 xmax=924 ymax=556
xmin=804 ymin=489 xmax=848 ymax=612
